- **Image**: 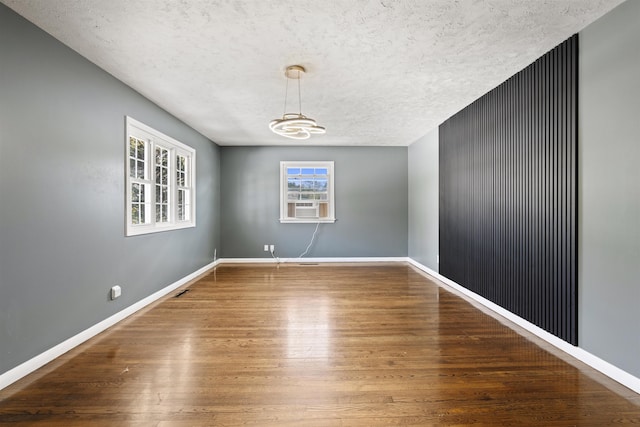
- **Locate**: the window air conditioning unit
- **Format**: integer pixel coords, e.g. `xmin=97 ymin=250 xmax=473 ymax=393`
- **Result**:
xmin=294 ymin=201 xmax=319 ymax=218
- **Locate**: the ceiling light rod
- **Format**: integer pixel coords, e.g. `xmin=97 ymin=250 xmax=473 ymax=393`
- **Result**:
xmin=282 ymin=65 xmax=303 ymax=115
xmin=269 ymin=65 xmax=325 ymax=140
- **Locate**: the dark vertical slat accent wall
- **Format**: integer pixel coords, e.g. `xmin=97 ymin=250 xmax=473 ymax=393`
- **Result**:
xmin=439 ymin=35 xmax=578 ymax=345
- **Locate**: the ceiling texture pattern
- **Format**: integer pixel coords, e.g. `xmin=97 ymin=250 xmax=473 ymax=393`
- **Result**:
xmin=2 ymin=0 xmax=625 ymax=146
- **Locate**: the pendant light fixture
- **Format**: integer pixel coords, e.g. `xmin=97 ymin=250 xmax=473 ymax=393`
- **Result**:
xmin=269 ymin=65 xmax=326 ymax=140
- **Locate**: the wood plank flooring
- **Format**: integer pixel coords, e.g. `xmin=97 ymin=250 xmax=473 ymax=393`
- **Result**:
xmin=1 ymin=263 xmax=639 ymax=426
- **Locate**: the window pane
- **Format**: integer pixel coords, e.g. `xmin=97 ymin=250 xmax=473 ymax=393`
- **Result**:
xmin=185 ymin=190 xmax=190 ymax=220
xmin=137 ymin=160 xmax=145 ymax=179
xmin=287 ymin=168 xmax=300 ymax=175
xmin=287 ymin=192 xmax=299 ymax=200
xmin=315 ymin=168 xmax=328 ymax=175
xmin=129 ymin=137 xmax=136 ymax=158
xmin=300 ymin=179 xmax=314 ymax=190
xmin=162 ymin=149 xmax=168 ymax=166
xmin=140 ymin=184 xmax=146 ymax=202
xmin=136 ymin=140 xmax=145 ymax=160
xmin=132 ymin=205 xmax=139 ymax=224
xmin=132 ymin=183 xmax=139 ymax=202
xmin=161 ymin=167 xmax=167 ymax=185
xmin=155 ymin=185 xmax=160 ymax=202
xmin=162 ymin=186 xmax=168 ymax=203
xmin=288 ymin=178 xmax=300 ymax=190
xmin=156 ymin=205 xmax=161 ymax=222
xmin=300 ymin=193 xmax=315 ymax=200
xmin=155 ymin=148 xmax=162 ymax=165
xmin=129 ymin=159 xmax=136 ymax=177
xmin=301 ymin=168 xmax=314 ymax=175
xmin=161 ymin=205 xmax=168 ymax=222
xmin=315 ymin=178 xmax=328 ymax=191
xmin=178 ymin=190 xmax=184 ymax=221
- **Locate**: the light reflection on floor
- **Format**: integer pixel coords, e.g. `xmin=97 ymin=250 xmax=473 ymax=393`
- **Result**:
xmin=286 ymin=296 xmax=330 ymax=359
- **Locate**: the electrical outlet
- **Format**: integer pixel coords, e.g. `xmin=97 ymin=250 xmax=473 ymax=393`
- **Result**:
xmin=110 ymin=285 xmax=122 ymax=300
xmin=264 ymin=244 xmax=269 ymax=252
xmin=270 ymin=244 xmax=275 ymax=252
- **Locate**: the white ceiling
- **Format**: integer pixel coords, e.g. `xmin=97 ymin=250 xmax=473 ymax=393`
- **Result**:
xmin=2 ymin=0 xmax=625 ymax=146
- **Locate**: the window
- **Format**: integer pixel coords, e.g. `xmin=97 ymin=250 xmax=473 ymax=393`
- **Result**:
xmin=126 ymin=117 xmax=196 ymax=236
xmin=280 ymin=161 xmax=335 ymax=223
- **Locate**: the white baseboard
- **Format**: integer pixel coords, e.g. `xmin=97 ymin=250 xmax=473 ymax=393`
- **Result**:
xmin=0 ymin=259 xmax=219 ymax=391
xmin=220 ymin=256 xmax=408 ymax=264
xmin=406 ymin=258 xmax=640 ymax=395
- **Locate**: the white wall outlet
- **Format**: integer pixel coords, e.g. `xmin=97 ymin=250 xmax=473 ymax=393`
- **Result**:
xmin=110 ymin=285 xmax=122 ymax=300
xmin=264 ymin=244 xmax=269 ymax=252
xmin=270 ymin=244 xmax=275 ymax=252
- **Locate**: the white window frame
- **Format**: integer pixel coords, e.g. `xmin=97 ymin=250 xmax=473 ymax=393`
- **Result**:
xmin=126 ymin=117 xmax=196 ymax=236
xmin=280 ymin=161 xmax=335 ymax=224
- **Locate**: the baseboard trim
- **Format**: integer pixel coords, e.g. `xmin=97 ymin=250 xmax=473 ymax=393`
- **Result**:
xmin=220 ymin=257 xmax=408 ymax=264
xmin=0 ymin=259 xmax=220 ymax=391
xmin=406 ymin=258 xmax=640 ymax=395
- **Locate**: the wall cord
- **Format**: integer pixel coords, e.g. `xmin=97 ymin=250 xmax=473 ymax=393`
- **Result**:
xmin=298 ymin=221 xmax=321 ymax=258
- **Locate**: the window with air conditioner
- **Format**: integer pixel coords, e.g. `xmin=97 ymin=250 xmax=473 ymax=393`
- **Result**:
xmin=280 ymin=161 xmax=335 ymax=223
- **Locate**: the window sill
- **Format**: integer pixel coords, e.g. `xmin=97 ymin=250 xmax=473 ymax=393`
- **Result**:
xmin=279 ymin=218 xmax=336 ymax=224
xmin=126 ymin=222 xmax=196 ymax=236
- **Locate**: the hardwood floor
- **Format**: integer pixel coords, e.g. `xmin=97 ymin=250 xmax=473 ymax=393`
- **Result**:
xmin=1 ymin=263 xmax=639 ymax=426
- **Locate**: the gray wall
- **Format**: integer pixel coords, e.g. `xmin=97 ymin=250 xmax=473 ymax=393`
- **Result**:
xmin=579 ymin=0 xmax=640 ymax=377
xmin=408 ymin=128 xmax=439 ymax=271
xmin=0 ymin=6 xmax=220 ymax=375
xmin=220 ymin=146 xmax=408 ymax=258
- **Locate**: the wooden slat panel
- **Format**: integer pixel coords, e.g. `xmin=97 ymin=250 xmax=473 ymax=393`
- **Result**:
xmin=439 ymin=35 xmax=578 ymax=344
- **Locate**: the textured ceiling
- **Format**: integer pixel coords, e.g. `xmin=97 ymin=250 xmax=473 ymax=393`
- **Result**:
xmin=2 ymin=0 xmax=625 ymax=146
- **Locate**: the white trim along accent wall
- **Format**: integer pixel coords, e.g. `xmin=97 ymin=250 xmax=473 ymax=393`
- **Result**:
xmin=406 ymin=258 xmax=640 ymax=395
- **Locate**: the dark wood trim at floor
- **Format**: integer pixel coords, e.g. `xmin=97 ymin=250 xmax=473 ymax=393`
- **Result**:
xmin=1 ymin=263 xmax=638 ymax=425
